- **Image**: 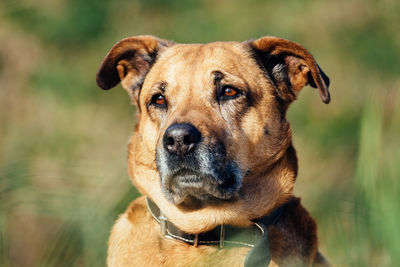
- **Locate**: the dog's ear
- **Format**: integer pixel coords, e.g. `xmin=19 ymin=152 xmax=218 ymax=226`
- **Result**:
xmin=249 ymin=36 xmax=330 ymax=104
xmin=96 ymin=35 xmax=174 ymax=102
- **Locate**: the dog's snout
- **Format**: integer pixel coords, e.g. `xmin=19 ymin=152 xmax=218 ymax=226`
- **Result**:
xmin=163 ymin=123 xmax=201 ymax=156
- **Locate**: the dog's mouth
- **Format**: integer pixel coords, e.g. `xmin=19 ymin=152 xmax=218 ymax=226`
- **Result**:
xmin=156 ymin=143 xmax=242 ymax=210
xmin=162 ymin=167 xmax=240 ymax=208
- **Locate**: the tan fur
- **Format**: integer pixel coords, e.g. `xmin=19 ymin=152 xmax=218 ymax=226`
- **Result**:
xmin=96 ymin=36 xmax=331 ymax=266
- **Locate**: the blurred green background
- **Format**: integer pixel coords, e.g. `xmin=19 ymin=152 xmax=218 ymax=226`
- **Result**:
xmin=0 ymin=0 xmax=399 ymax=266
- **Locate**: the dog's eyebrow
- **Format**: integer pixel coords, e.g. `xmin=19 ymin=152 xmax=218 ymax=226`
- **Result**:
xmin=154 ymin=81 xmax=167 ymax=92
xmin=212 ymin=71 xmax=225 ymax=86
xmin=212 ymin=70 xmax=248 ymax=91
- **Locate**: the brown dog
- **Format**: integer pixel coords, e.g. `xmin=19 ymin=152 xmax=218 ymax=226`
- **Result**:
xmin=96 ymin=35 xmax=331 ymax=266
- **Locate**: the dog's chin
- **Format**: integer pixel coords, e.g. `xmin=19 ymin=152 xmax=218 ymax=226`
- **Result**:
xmin=161 ymin=171 xmax=241 ymax=210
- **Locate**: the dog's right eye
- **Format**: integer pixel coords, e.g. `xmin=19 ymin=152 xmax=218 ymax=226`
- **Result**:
xmin=150 ymin=93 xmax=167 ymax=108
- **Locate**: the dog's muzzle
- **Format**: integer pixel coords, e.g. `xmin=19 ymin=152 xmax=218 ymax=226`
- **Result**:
xmin=156 ymin=123 xmax=242 ymax=208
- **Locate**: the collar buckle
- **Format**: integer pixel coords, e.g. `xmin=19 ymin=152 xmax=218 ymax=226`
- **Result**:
xmin=160 ymin=211 xmax=199 ymax=246
xmin=159 ymin=212 xmax=174 ymax=240
xmin=219 ymin=224 xmax=225 ymax=248
xmin=193 ymin=234 xmax=199 ymax=247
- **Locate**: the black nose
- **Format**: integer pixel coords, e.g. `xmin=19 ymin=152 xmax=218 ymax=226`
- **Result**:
xmin=163 ymin=123 xmax=201 ymax=156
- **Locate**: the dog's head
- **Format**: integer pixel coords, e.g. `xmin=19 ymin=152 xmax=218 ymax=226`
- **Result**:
xmin=96 ymin=35 xmax=330 ymax=232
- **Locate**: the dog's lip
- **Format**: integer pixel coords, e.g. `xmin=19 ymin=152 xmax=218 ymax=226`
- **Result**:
xmin=169 ymin=168 xmax=223 ymax=185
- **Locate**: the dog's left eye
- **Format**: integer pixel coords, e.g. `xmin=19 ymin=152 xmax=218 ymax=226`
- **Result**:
xmin=224 ymin=87 xmax=238 ymax=97
xmin=219 ymin=86 xmax=241 ymax=100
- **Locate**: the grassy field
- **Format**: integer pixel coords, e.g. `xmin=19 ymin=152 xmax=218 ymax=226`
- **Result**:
xmin=1 ymin=0 xmax=399 ymax=266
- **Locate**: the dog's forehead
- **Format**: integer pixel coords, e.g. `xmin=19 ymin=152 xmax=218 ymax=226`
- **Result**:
xmin=161 ymin=42 xmax=249 ymax=62
xmin=158 ymin=42 xmax=252 ymax=74
xmin=143 ymin=42 xmax=259 ymax=91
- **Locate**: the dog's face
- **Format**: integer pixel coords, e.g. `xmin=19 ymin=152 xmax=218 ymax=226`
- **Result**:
xmin=97 ymin=36 xmax=330 ymax=231
xmin=140 ymin=43 xmax=293 ymax=209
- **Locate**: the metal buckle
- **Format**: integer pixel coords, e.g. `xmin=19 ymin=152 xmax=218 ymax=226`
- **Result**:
xmin=159 ymin=211 xmax=199 ymax=246
xmin=219 ymin=225 xmax=225 ymax=248
xmin=193 ymin=234 xmax=199 ymax=247
xmin=159 ymin=212 xmax=174 ymax=240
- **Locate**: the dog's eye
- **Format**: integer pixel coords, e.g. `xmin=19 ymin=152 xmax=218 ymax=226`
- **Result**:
xmin=223 ymin=87 xmax=238 ymax=97
xmin=219 ymin=86 xmax=240 ymax=101
xmin=151 ymin=94 xmax=166 ymax=107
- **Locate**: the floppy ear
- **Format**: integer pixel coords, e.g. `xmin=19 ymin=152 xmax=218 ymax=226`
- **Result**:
xmin=250 ymin=36 xmax=330 ymax=104
xmin=96 ymin=35 xmax=174 ymax=102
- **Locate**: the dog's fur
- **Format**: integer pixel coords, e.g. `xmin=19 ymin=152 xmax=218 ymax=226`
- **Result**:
xmin=96 ymin=35 xmax=331 ymax=266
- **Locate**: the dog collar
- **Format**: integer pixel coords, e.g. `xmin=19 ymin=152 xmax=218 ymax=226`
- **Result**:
xmin=145 ymin=197 xmax=287 ymax=267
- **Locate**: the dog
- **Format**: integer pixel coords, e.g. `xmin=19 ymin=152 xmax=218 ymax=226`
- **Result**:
xmin=96 ymin=35 xmax=331 ymax=266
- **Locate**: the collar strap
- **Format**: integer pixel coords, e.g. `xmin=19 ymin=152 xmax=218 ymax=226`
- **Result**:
xmin=145 ymin=198 xmax=286 ymax=249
